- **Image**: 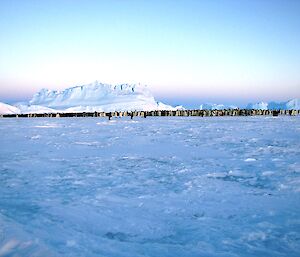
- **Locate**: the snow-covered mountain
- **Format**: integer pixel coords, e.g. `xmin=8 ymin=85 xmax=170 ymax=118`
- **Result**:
xmin=246 ymin=98 xmax=300 ymax=110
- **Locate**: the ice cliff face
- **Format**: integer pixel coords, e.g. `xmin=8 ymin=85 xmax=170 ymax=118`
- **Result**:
xmin=27 ymin=81 xmax=173 ymax=112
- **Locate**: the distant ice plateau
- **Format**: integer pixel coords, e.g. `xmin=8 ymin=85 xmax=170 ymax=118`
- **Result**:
xmin=0 ymin=81 xmax=299 ymax=114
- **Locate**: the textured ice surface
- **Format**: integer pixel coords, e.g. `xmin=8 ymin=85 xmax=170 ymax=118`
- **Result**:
xmin=0 ymin=116 xmax=300 ymax=257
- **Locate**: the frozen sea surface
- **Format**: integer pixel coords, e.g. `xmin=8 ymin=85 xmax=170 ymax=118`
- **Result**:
xmin=0 ymin=116 xmax=300 ymax=257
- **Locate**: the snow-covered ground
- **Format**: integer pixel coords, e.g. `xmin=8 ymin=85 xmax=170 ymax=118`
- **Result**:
xmin=0 ymin=116 xmax=300 ymax=257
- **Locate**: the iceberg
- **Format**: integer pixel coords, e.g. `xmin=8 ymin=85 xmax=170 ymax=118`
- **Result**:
xmin=199 ymin=103 xmax=238 ymax=110
xmin=0 ymin=81 xmax=176 ymax=114
xmin=246 ymin=98 xmax=300 ymax=110
xmin=0 ymin=102 xmax=20 ymax=115
xmin=28 ymin=81 xmax=175 ymax=112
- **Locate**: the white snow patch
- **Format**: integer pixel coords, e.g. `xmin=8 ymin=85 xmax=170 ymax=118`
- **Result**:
xmin=244 ymin=158 xmax=257 ymax=162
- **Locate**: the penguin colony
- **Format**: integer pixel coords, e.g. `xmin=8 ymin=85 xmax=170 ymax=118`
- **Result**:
xmin=1 ymin=109 xmax=299 ymax=118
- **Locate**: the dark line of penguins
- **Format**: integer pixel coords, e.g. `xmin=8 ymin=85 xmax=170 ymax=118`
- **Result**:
xmin=1 ymin=109 xmax=299 ymax=119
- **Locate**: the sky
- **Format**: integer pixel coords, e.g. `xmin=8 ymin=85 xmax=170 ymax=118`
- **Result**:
xmin=0 ymin=0 xmax=299 ymax=107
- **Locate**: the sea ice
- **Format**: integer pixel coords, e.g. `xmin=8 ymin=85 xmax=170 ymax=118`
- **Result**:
xmin=0 ymin=116 xmax=300 ymax=257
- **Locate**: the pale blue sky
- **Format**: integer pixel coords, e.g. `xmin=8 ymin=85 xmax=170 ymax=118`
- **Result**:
xmin=0 ymin=0 xmax=299 ymax=107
